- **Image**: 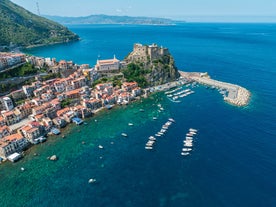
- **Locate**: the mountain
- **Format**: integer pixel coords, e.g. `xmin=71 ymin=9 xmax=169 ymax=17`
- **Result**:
xmin=44 ymin=14 xmax=175 ymax=25
xmin=0 ymin=0 xmax=79 ymax=47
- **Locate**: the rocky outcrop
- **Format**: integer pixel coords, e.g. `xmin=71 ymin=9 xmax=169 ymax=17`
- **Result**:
xmin=125 ymin=43 xmax=180 ymax=86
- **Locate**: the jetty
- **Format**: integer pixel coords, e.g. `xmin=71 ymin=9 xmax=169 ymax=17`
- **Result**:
xmin=179 ymin=71 xmax=250 ymax=106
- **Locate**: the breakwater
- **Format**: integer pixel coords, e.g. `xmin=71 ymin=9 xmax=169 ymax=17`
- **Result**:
xmin=179 ymin=71 xmax=250 ymax=106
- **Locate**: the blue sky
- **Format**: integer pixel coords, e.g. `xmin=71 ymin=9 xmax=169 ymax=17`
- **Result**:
xmin=11 ymin=0 xmax=276 ymax=21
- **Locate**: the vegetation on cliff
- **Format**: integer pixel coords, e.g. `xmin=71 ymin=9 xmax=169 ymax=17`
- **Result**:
xmin=0 ymin=0 xmax=79 ymax=47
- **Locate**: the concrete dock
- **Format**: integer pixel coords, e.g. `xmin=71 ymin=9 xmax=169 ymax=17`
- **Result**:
xmin=179 ymin=71 xmax=250 ymax=106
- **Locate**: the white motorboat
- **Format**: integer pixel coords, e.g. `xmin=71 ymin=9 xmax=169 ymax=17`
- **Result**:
xmin=128 ymin=123 xmax=134 ymax=126
xmin=121 ymin=133 xmax=128 ymax=137
xmin=184 ymin=143 xmax=193 ymax=147
xmin=153 ymin=117 xmax=158 ymax=120
xmin=145 ymin=146 xmax=153 ymax=150
xmin=88 ymin=178 xmax=97 ymax=183
xmin=149 ymin=136 xmax=156 ymax=141
xmin=189 ymin=128 xmax=198 ymax=132
xmin=181 ymin=152 xmax=190 ymax=156
xmin=168 ymin=118 xmax=175 ymax=122
xmin=182 ymin=148 xmax=192 ymax=152
xmin=98 ymin=145 xmax=104 ymax=149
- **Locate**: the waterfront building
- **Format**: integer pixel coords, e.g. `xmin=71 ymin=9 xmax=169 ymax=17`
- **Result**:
xmin=94 ymin=56 xmax=120 ymax=73
xmin=0 ymin=133 xmax=29 ymax=159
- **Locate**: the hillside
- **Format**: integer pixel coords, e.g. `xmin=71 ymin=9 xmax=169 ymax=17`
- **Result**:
xmin=123 ymin=43 xmax=180 ymax=87
xmin=0 ymin=0 xmax=79 ymax=47
xmin=44 ymin=14 xmax=175 ymax=25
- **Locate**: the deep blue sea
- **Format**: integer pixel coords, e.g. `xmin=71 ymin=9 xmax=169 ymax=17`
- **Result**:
xmin=1 ymin=23 xmax=276 ymax=207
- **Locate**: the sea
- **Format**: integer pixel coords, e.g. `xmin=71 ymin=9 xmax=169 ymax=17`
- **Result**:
xmin=1 ymin=23 xmax=276 ymax=207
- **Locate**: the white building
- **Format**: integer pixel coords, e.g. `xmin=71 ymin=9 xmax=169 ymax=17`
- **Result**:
xmin=94 ymin=55 xmax=120 ymax=73
xmin=2 ymin=97 xmax=14 ymax=111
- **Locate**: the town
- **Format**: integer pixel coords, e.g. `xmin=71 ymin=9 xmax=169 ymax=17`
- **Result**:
xmin=0 ymin=50 xmax=144 ymax=163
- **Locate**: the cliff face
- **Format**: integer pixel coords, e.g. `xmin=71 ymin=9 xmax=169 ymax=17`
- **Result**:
xmin=0 ymin=0 xmax=79 ymax=47
xmin=125 ymin=43 xmax=180 ymax=86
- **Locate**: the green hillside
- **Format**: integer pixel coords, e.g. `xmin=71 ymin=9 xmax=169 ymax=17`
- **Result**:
xmin=0 ymin=0 xmax=79 ymax=47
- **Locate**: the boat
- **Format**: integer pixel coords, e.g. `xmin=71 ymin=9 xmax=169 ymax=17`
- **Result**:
xmin=160 ymin=129 xmax=166 ymax=133
xmin=121 ymin=133 xmax=128 ymax=137
xmin=21 ymin=167 xmax=25 ymax=171
xmin=88 ymin=178 xmax=97 ymax=183
xmin=139 ymin=109 xmax=145 ymax=112
xmin=153 ymin=117 xmax=158 ymax=120
xmin=181 ymin=152 xmax=190 ymax=156
xmin=160 ymin=107 xmax=164 ymax=111
xmin=128 ymin=123 xmax=134 ymax=126
xmin=149 ymin=136 xmax=156 ymax=141
xmin=182 ymin=148 xmax=192 ymax=152
xmin=157 ymin=132 xmax=164 ymax=136
xmin=145 ymin=146 xmax=153 ymax=150
xmin=168 ymin=118 xmax=175 ymax=122
xmin=98 ymin=145 xmax=104 ymax=149
xmin=184 ymin=143 xmax=193 ymax=147
xmin=186 ymin=137 xmax=193 ymax=141
xmin=189 ymin=128 xmax=198 ymax=132
xmin=155 ymin=134 xmax=161 ymax=137
xmin=189 ymin=131 xmax=197 ymax=135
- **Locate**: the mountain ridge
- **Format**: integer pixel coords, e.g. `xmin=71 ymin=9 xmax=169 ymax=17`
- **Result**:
xmin=43 ymin=14 xmax=176 ymax=25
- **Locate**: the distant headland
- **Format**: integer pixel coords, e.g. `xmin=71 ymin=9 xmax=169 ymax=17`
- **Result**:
xmin=43 ymin=14 xmax=176 ymax=25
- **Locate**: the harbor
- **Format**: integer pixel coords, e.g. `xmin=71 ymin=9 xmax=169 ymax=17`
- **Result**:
xmin=179 ymin=71 xmax=250 ymax=106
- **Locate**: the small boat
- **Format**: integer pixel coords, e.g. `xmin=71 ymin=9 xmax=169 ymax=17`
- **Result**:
xmin=155 ymin=134 xmax=161 ymax=137
xmin=98 ymin=145 xmax=104 ymax=149
xmin=121 ymin=133 xmax=128 ymax=137
xmin=145 ymin=146 xmax=153 ymax=150
xmin=189 ymin=128 xmax=198 ymax=132
xmin=181 ymin=152 xmax=190 ymax=156
xmin=160 ymin=107 xmax=164 ymax=111
xmin=168 ymin=118 xmax=175 ymax=122
xmin=184 ymin=143 xmax=193 ymax=147
xmin=128 ymin=123 xmax=134 ymax=126
xmin=88 ymin=178 xmax=96 ymax=183
xmin=189 ymin=131 xmax=197 ymax=135
xmin=186 ymin=137 xmax=193 ymax=141
xmin=186 ymin=133 xmax=194 ymax=136
xmin=21 ymin=167 xmax=25 ymax=171
xmin=153 ymin=117 xmax=158 ymax=120
xmin=139 ymin=109 xmax=145 ymax=112
xmin=149 ymin=136 xmax=156 ymax=141
xmin=157 ymin=132 xmax=164 ymax=136
xmin=182 ymin=148 xmax=192 ymax=152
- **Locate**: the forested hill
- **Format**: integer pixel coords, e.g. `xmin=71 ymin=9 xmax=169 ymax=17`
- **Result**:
xmin=0 ymin=0 xmax=79 ymax=47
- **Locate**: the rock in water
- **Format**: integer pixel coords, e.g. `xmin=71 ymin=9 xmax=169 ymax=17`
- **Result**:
xmin=49 ymin=155 xmax=58 ymax=161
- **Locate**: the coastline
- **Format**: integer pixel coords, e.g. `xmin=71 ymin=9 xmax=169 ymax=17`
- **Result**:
xmin=179 ymin=71 xmax=251 ymax=106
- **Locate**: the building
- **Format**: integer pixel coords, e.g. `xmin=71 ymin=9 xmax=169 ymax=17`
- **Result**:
xmin=0 ymin=126 xmax=11 ymax=139
xmin=2 ymin=97 xmax=14 ymax=111
xmin=94 ymin=56 xmax=120 ymax=73
xmin=126 ymin=43 xmax=169 ymax=62
xmin=0 ymin=133 xmax=29 ymax=159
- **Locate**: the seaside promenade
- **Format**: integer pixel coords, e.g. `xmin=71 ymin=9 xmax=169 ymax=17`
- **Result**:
xmin=179 ymin=71 xmax=250 ymax=106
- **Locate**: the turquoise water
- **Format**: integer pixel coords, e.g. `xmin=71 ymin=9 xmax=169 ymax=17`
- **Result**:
xmin=1 ymin=23 xmax=276 ymax=207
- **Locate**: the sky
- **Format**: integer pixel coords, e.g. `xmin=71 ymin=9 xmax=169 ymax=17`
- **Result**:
xmin=11 ymin=0 xmax=276 ymax=22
